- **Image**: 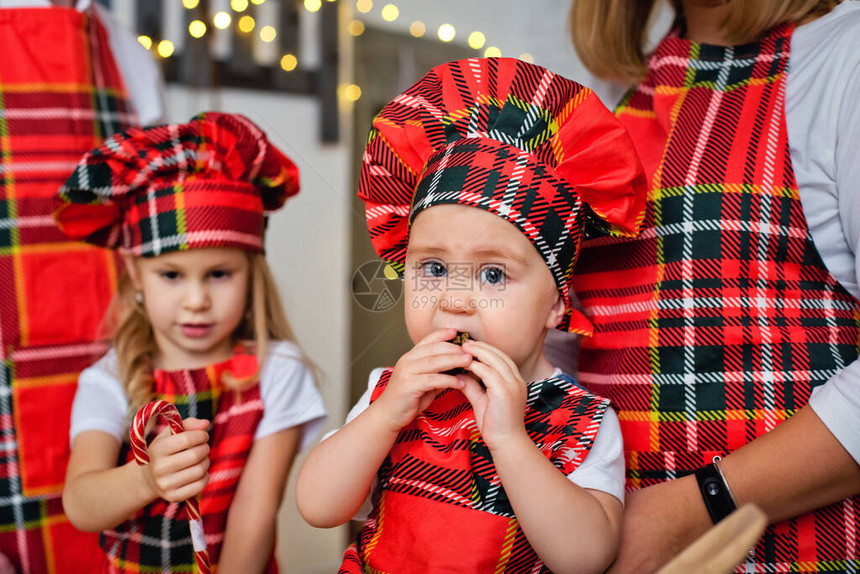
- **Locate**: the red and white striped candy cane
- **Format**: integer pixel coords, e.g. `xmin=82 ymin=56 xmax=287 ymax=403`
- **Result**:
xmin=131 ymin=400 xmax=211 ymax=574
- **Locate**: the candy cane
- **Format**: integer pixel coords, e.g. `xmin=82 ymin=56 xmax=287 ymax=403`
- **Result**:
xmin=131 ymin=400 xmax=211 ymax=574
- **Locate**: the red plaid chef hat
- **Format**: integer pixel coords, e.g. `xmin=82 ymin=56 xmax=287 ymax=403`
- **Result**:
xmin=359 ymin=57 xmax=646 ymax=334
xmin=54 ymin=112 xmax=299 ymax=257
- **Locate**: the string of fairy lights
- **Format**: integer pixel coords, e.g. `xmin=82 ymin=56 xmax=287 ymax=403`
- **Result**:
xmin=346 ymin=0 xmax=534 ymax=63
xmin=135 ymin=0 xmax=533 ymax=102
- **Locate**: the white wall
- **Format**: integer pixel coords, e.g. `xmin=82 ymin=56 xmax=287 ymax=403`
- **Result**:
xmin=163 ymin=85 xmax=352 ymax=573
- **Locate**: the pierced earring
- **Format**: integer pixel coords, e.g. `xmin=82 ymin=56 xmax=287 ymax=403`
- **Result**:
xmin=135 ymin=291 xmax=144 ymax=305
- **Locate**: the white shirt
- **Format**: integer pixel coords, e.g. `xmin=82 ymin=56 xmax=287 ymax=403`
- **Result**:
xmin=70 ymin=341 xmax=327 ymax=450
xmin=338 ymin=367 xmax=626 ymax=505
xmin=0 ymin=0 xmax=165 ymax=126
xmin=588 ymin=1 xmax=860 ymax=463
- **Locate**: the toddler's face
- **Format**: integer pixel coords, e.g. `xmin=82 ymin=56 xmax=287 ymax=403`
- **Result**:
xmin=125 ymin=247 xmax=250 ymax=371
xmin=404 ymin=204 xmax=563 ymax=379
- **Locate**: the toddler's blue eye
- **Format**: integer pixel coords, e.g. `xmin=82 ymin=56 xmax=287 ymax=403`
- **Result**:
xmin=478 ymin=266 xmax=506 ymax=286
xmin=421 ymin=261 xmax=447 ymax=277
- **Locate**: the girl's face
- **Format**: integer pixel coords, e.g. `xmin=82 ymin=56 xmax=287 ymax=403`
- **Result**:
xmin=125 ymin=247 xmax=250 ymax=371
xmin=404 ymin=204 xmax=565 ymax=382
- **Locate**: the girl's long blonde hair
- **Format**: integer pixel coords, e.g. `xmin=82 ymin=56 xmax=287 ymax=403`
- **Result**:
xmin=108 ymin=252 xmax=312 ymax=413
xmin=570 ymin=0 xmax=842 ymax=84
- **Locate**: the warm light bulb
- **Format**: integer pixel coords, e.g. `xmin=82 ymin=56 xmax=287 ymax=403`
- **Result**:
xmin=182 ymin=0 xmax=199 ymax=9
xmin=348 ymin=20 xmax=365 ymax=36
xmin=188 ymin=20 xmax=207 ymax=38
xmin=238 ymin=15 xmax=255 ymax=33
xmin=213 ymin=12 xmax=231 ymax=29
xmin=280 ymin=54 xmax=298 ymax=71
xmin=260 ymin=26 xmax=277 ymax=42
xmin=304 ymin=0 xmax=322 ymax=11
xmin=484 ymin=46 xmax=501 ymax=58
xmin=519 ymin=52 xmax=535 ymax=63
xmin=437 ymin=23 xmax=455 ymax=42
xmin=137 ymin=35 xmax=153 ymax=50
xmin=381 ymin=4 xmax=399 ymax=21
xmin=231 ymin=0 xmax=249 ymax=11
xmin=468 ymin=31 xmax=486 ymax=50
xmin=409 ymin=21 xmax=425 ymax=37
xmin=157 ymin=40 xmax=175 ymax=58
xmin=356 ymin=0 xmax=372 ymax=13
xmin=344 ymin=84 xmax=362 ymax=102
xmin=250 ymin=0 xmax=266 ymax=4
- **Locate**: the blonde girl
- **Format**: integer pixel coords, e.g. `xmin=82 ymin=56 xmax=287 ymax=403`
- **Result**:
xmin=58 ymin=112 xmax=326 ymax=573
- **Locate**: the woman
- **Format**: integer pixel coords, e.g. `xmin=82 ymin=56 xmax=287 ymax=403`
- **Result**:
xmin=569 ymin=0 xmax=860 ymax=571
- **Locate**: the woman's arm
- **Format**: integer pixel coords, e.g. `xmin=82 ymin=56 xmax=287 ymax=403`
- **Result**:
xmin=609 ymin=406 xmax=860 ymax=573
xmin=63 ymin=419 xmax=211 ymax=533
xmin=217 ymin=426 xmax=302 ymax=574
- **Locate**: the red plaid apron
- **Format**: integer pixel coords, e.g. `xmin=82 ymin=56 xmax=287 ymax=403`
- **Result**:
xmin=574 ymin=24 xmax=860 ymax=570
xmin=100 ymin=352 xmax=277 ymax=573
xmin=0 ymin=7 xmax=136 ymax=573
xmin=339 ymin=368 xmax=610 ymax=573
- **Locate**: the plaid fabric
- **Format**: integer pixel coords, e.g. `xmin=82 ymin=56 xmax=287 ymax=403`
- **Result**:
xmin=0 ymin=7 xmax=136 ymax=573
xmin=574 ymin=24 xmax=860 ymax=570
xmin=358 ymin=57 xmax=647 ymax=334
xmin=338 ymin=368 xmax=609 ymax=573
xmin=100 ymin=351 xmax=276 ymax=573
xmin=129 ymin=401 xmax=211 ymax=574
xmin=55 ymin=113 xmax=300 ymax=257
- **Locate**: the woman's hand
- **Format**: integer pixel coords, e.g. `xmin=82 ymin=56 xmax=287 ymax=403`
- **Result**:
xmin=608 ymin=475 xmax=710 ymax=573
xmin=373 ymin=328 xmax=471 ymax=433
xmin=142 ymin=417 xmax=211 ymax=502
xmin=458 ymin=340 xmax=528 ymax=450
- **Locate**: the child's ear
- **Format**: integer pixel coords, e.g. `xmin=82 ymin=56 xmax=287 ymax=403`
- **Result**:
xmin=545 ymin=292 xmax=566 ymax=329
xmin=120 ymin=249 xmax=142 ymax=289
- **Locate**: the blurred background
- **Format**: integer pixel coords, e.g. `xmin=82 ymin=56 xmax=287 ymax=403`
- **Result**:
xmin=101 ymin=1 xmax=642 ymax=570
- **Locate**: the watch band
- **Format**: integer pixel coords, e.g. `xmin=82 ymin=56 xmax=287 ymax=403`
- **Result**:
xmin=694 ymin=456 xmax=738 ymax=524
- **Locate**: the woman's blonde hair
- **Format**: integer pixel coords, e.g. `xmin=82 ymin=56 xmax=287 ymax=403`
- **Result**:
xmin=570 ymin=0 xmax=842 ymax=84
xmin=108 ymin=251 xmax=313 ymax=413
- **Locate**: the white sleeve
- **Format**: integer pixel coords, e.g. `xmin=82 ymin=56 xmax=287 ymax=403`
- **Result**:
xmin=254 ymin=341 xmax=327 ymax=450
xmin=95 ymin=4 xmax=166 ymax=126
xmin=808 ymin=56 xmax=860 ymax=466
xmin=69 ymin=349 xmax=128 ymax=445
xmin=320 ymin=367 xmax=382 ymax=443
xmin=566 ymin=407 xmax=625 ymax=505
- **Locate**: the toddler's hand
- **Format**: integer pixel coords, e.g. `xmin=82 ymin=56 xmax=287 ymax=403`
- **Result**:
xmin=374 ymin=328 xmax=471 ymax=433
xmin=459 ymin=340 xmax=528 ymax=450
xmin=142 ymin=417 xmax=210 ymax=503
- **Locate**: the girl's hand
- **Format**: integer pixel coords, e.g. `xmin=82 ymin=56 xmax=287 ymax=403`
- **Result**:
xmin=458 ymin=340 xmax=528 ymax=450
xmin=142 ymin=417 xmax=211 ymax=502
xmin=373 ymin=328 xmax=471 ymax=433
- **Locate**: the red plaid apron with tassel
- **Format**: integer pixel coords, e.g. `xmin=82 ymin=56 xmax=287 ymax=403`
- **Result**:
xmin=574 ymin=24 xmax=860 ymax=570
xmin=339 ymin=368 xmax=610 ymax=573
xmin=0 ymin=7 xmax=136 ymax=572
xmin=100 ymin=352 xmax=277 ymax=573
